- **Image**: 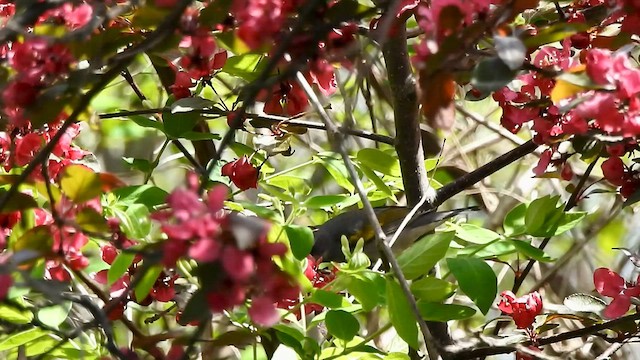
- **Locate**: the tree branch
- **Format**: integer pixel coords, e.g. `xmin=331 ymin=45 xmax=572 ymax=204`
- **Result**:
xmin=98 ymin=108 xmax=395 ymax=145
xmin=433 ymin=140 xmax=539 ymax=207
xmin=382 ymin=25 xmax=433 ymax=207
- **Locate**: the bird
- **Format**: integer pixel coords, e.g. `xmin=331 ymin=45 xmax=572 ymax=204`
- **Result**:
xmin=310 ymin=205 xmax=478 ymax=263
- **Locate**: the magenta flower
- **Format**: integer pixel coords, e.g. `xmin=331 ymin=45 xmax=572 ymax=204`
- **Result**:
xmin=594 ymin=268 xmax=640 ymax=319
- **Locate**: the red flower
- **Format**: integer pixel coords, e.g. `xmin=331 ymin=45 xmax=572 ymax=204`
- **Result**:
xmin=498 ymin=291 xmax=543 ymax=329
xmin=594 ymin=268 xmax=640 ymax=319
xmin=601 ymin=157 xmax=626 ymax=187
xmin=221 ymin=156 xmax=259 ymax=190
xmin=0 ymin=273 xmax=11 ymax=300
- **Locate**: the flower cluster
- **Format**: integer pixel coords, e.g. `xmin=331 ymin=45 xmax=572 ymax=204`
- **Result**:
xmin=36 ymin=193 xmax=104 ymax=282
xmin=412 ymin=0 xmax=502 ymax=64
xmin=152 ymin=179 xmax=297 ymax=326
xmin=231 ymin=0 xmax=304 ymax=51
xmin=498 ymin=290 xmax=543 ymax=330
xmin=93 ymin=219 xmax=178 ymax=320
xmin=0 ymin=120 xmax=88 ymax=179
xmin=164 ymin=7 xmax=228 ymax=99
xmin=2 ymin=38 xmax=75 ymax=127
xmin=277 ymin=256 xmax=337 ymax=317
xmin=593 ymin=267 xmax=640 ymax=319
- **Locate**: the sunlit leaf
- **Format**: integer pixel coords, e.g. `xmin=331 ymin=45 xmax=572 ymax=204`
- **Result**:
xmin=60 ymin=164 xmax=103 ymax=203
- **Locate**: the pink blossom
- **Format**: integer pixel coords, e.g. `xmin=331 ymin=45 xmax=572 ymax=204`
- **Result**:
xmin=585 ymin=49 xmax=612 ymax=84
xmin=533 ymin=150 xmax=552 ymax=176
xmin=249 ymin=295 xmax=280 ymax=327
xmin=222 ymin=246 xmax=255 ymax=282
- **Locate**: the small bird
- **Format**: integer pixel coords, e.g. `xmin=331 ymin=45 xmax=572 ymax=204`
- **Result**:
xmin=311 ymin=206 xmax=477 ymax=263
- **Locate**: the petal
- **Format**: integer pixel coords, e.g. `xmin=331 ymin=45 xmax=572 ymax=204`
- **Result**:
xmin=249 ymin=296 xmax=280 ymax=327
xmin=594 ymin=268 xmax=625 ymax=297
xmin=604 ymin=295 xmax=631 ymax=319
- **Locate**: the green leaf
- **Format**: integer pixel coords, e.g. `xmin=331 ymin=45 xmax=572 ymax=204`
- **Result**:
xmin=12 ymin=226 xmax=53 ymax=255
xmin=454 ymin=224 xmax=501 ymax=244
xmin=384 ymin=353 xmax=411 ymax=360
xmin=471 ymin=57 xmax=517 ymax=93
xmin=317 ymin=154 xmax=355 ymax=193
xmin=386 ymin=277 xmax=419 ymax=349
xmin=107 ymin=252 xmax=135 ymax=286
xmin=123 ymin=157 xmax=153 ymax=173
xmin=0 ymin=304 xmax=34 ymax=324
xmin=123 ymin=204 xmax=152 ymax=240
xmin=446 ymin=257 xmax=497 ymax=314
xmin=325 ymin=310 xmax=360 ymax=341
xmin=308 ymin=290 xmax=348 ymax=309
xmin=60 ymin=164 xmax=103 ymax=203
xmin=554 ymin=212 xmax=587 ymax=235
xmin=0 ymin=328 xmax=48 ymax=351
xmin=525 ymin=195 xmax=563 ymax=237
xmin=23 ymin=335 xmax=58 ymax=356
xmin=134 ymin=265 xmax=163 ymax=302
xmin=271 ymin=324 xmax=305 ymax=356
xmin=523 ymin=22 xmax=590 ymax=48
xmin=303 ymin=195 xmax=349 ymax=209
xmin=221 ymin=54 xmax=268 ymax=81
xmin=509 ymin=239 xmax=554 ymax=262
xmin=333 ymin=270 xmax=385 ymax=311
xmin=178 ymin=290 xmax=209 ymax=325
xmin=357 ymin=148 xmax=401 ymax=177
xmin=360 ymin=164 xmax=393 ymax=198
xmin=410 ymin=276 xmax=456 ymax=302
xmin=503 ymin=203 xmax=527 ymax=236
xmin=113 ymin=185 xmax=168 ymax=209
xmin=75 ymin=208 xmax=109 ymax=233
xmin=128 ymin=115 xmax=163 ymax=131
xmin=179 ymin=131 xmax=221 ymax=140
xmin=163 ymin=97 xmax=212 ymax=138
xmin=455 ymin=240 xmax=517 ymax=258
xmin=417 ymin=302 xmax=476 ymax=322
xmin=199 ymin=0 xmax=234 ymax=25
xmin=285 ymin=225 xmax=314 ymax=260
xmin=0 ymin=190 xmax=38 ymax=213
xmin=37 ymin=302 xmax=72 ymax=329
xmin=397 ymin=232 xmax=454 ymax=280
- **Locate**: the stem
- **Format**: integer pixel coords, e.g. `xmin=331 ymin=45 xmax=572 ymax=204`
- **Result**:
xmin=294 ymin=64 xmax=433 ymax=359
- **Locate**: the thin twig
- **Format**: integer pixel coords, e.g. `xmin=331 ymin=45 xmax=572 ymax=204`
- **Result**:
xmin=99 ymin=107 xmax=395 ymax=145
xmin=293 ymin=65 xmax=434 ymax=356
xmin=449 ymin=311 xmax=640 ymax=359
xmin=434 ymin=140 xmax=539 ymax=207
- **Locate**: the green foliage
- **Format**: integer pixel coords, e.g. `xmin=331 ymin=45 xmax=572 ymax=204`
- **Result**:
xmin=386 ymin=277 xmax=419 ymax=349
xmin=447 ymin=257 xmax=497 ymax=315
xmin=397 ymin=231 xmax=454 ymax=280
xmin=285 ymin=224 xmax=315 ymax=260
